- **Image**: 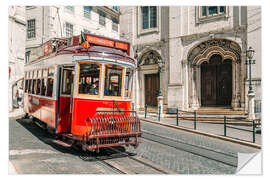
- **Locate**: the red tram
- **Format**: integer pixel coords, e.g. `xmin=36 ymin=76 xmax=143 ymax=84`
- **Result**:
xmin=23 ymin=33 xmax=141 ymax=152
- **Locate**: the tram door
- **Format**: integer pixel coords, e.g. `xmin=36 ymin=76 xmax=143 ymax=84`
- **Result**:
xmin=57 ymin=66 xmax=74 ymax=133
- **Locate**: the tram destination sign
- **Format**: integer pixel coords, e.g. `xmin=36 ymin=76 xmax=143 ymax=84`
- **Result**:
xmin=86 ymin=35 xmax=114 ymax=47
xmin=84 ymin=34 xmax=129 ymax=52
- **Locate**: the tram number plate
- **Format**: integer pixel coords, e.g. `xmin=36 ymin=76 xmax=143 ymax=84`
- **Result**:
xmin=32 ymin=98 xmax=39 ymax=105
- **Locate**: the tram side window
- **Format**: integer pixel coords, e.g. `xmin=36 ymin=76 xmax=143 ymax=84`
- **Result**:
xmin=24 ymin=72 xmax=28 ymax=93
xmin=28 ymin=80 xmax=32 ymax=93
xmin=36 ymin=79 xmax=41 ymax=95
xmin=41 ymin=79 xmax=47 ymax=96
xmin=124 ymin=68 xmax=133 ymax=98
xmin=104 ymin=64 xmax=123 ymax=97
xmin=78 ymin=63 xmax=100 ymax=95
xmin=42 ymin=68 xmax=48 ymax=96
xmin=46 ymin=68 xmax=54 ymax=97
xmin=46 ymin=78 xmax=54 ymax=97
xmin=24 ymin=80 xmax=28 ymax=93
xmin=32 ymin=79 xmax=37 ymax=94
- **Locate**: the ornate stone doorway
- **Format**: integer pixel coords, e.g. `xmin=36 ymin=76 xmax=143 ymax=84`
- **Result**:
xmin=201 ymin=54 xmax=232 ymax=106
xmin=187 ymin=38 xmax=243 ymax=110
xmin=136 ymin=50 xmax=162 ymax=109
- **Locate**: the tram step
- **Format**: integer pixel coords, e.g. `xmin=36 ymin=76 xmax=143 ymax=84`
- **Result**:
xmin=53 ymin=139 xmax=73 ymax=148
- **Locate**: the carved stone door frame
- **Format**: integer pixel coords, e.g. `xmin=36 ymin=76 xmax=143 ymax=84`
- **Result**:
xmin=187 ymin=39 xmax=242 ymax=110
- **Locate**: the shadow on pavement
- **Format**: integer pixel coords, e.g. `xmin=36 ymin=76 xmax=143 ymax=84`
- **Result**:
xmin=15 ymin=117 xmax=135 ymax=161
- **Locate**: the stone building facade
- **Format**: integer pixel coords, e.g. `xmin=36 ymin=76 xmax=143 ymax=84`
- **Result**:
xmin=8 ymin=6 xmax=26 ymax=111
xmin=119 ymin=6 xmax=261 ymax=113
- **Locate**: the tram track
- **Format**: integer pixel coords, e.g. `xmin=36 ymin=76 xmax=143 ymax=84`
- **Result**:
xmin=72 ymin=146 xmax=126 ymax=174
xmin=141 ymin=130 xmax=238 ymax=167
xmin=106 ymin=146 xmax=174 ymax=174
xmin=77 ymin=146 xmax=173 ymax=174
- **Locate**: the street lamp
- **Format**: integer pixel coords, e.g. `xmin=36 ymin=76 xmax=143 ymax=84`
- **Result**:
xmin=246 ymin=46 xmax=256 ymax=94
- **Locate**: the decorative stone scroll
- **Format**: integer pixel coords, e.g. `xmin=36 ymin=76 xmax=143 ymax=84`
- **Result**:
xmin=187 ymin=39 xmax=242 ymax=65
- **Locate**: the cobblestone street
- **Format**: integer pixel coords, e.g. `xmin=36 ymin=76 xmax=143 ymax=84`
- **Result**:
xmin=9 ymin=114 xmax=260 ymax=174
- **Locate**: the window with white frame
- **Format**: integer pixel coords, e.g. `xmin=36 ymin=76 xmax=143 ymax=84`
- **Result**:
xmin=200 ymin=6 xmax=226 ymax=18
xmin=83 ymin=6 xmax=92 ymax=19
xmin=98 ymin=10 xmax=106 ymax=26
xmin=141 ymin=6 xmax=157 ymax=30
xmin=27 ymin=19 xmax=35 ymax=39
xmin=112 ymin=17 xmax=118 ymax=32
xmin=65 ymin=22 xmax=73 ymax=37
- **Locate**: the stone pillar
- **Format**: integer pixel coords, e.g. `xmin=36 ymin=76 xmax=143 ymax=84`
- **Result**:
xmin=158 ymin=95 xmax=164 ymax=117
xmin=247 ymin=92 xmax=255 ymax=120
xmin=135 ymin=68 xmax=140 ymax=110
xmin=231 ymin=62 xmax=238 ymax=110
xmin=191 ymin=65 xmax=199 ymax=110
xmin=183 ymin=60 xmax=189 ymax=110
xmin=241 ymin=53 xmax=247 ymax=110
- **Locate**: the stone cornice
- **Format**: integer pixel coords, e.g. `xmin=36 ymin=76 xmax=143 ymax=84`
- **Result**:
xmin=181 ymin=26 xmax=246 ymax=45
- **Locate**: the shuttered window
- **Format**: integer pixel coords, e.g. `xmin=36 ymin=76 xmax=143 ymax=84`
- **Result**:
xmin=65 ymin=22 xmax=73 ymax=38
xmin=27 ymin=19 xmax=35 ymax=39
xmin=99 ymin=10 xmax=106 ymax=26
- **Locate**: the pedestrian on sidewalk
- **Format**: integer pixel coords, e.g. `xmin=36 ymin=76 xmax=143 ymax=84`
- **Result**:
xmin=16 ymin=87 xmax=24 ymax=108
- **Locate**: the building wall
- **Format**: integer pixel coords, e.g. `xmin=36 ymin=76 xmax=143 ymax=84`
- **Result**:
xmin=8 ymin=6 xmax=26 ymax=111
xmin=246 ymin=6 xmax=261 ymax=110
xmin=26 ymin=6 xmax=120 ymax=50
xmin=168 ymin=6 xmax=252 ymax=111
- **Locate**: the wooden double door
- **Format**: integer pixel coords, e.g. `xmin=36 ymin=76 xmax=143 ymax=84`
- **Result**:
xmin=201 ymin=55 xmax=232 ymax=106
xmin=145 ymin=73 xmax=159 ymax=107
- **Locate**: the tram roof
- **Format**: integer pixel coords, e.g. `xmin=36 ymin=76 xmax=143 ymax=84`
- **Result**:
xmin=56 ymin=45 xmax=135 ymax=65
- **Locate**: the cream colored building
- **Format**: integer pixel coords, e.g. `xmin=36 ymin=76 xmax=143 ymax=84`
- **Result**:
xmin=8 ymin=6 xmax=26 ymax=111
xmin=25 ymin=6 xmax=120 ymax=62
xmin=120 ymin=6 xmax=261 ymax=113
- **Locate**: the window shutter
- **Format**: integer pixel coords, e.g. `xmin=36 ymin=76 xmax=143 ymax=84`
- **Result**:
xmin=142 ymin=7 xmax=149 ymax=29
xmin=150 ymin=6 xmax=157 ymax=28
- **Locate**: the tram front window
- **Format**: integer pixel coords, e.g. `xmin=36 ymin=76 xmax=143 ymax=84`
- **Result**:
xmin=104 ymin=64 xmax=123 ymax=97
xmin=78 ymin=63 xmax=100 ymax=95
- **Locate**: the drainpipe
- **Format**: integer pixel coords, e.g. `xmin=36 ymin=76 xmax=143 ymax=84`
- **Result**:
xmin=42 ymin=6 xmax=44 ymax=44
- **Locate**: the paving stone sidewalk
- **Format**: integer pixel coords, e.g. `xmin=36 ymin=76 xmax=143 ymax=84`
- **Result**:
xmin=138 ymin=111 xmax=261 ymax=145
xmin=9 ymin=108 xmax=25 ymax=119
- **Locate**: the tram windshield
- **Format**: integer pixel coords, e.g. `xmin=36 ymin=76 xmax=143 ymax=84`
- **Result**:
xmin=78 ymin=63 xmax=100 ymax=95
xmin=104 ymin=64 xmax=123 ymax=97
